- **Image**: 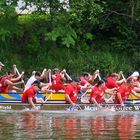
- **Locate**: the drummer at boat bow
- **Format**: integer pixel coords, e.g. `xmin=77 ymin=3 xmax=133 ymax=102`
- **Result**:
xmin=22 ymin=80 xmax=44 ymax=110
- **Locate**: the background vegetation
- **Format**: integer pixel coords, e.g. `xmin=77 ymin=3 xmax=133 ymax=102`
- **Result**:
xmin=0 ymin=0 xmax=140 ymax=78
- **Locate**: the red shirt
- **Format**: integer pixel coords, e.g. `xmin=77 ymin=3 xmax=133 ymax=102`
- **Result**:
xmin=22 ymin=85 xmax=38 ymax=103
xmin=52 ymin=74 xmax=65 ymax=92
xmin=90 ymin=85 xmax=107 ymax=103
xmin=115 ymin=83 xmax=134 ymax=103
xmin=65 ymin=83 xmax=81 ymax=103
xmin=0 ymin=76 xmax=9 ymax=92
xmin=106 ymin=76 xmax=119 ymax=89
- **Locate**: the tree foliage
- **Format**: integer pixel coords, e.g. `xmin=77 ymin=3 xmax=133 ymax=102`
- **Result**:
xmin=0 ymin=0 xmax=140 ymax=76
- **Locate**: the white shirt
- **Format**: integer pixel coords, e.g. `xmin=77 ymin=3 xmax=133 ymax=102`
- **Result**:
xmin=24 ymin=75 xmax=36 ymax=91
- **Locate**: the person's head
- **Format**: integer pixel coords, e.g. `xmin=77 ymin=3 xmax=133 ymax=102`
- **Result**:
xmin=97 ymin=80 xmax=105 ymax=88
xmin=32 ymin=80 xmax=42 ymax=92
xmin=72 ymin=77 xmax=81 ymax=87
xmin=32 ymin=71 xmax=36 ymax=75
xmin=6 ymin=71 xmax=13 ymax=79
xmin=35 ymin=71 xmax=42 ymax=80
xmin=126 ymin=78 xmax=134 ymax=85
xmin=111 ymin=73 xmax=119 ymax=80
xmin=82 ymin=72 xmax=90 ymax=80
xmin=53 ymin=68 xmax=60 ymax=75
xmin=0 ymin=62 xmax=4 ymax=71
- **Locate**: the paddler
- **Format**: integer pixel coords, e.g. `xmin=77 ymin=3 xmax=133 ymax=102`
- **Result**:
xmin=65 ymin=77 xmax=81 ymax=107
xmin=89 ymin=80 xmax=116 ymax=109
xmin=22 ymin=80 xmax=44 ymax=111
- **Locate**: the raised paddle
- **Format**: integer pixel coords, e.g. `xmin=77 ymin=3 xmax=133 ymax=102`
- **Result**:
xmin=122 ymin=73 xmax=126 ymax=82
xmin=15 ymin=67 xmax=26 ymax=90
xmin=65 ymin=72 xmax=72 ymax=81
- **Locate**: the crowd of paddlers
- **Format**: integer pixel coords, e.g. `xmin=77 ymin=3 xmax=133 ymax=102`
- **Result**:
xmin=0 ymin=61 xmax=140 ymax=110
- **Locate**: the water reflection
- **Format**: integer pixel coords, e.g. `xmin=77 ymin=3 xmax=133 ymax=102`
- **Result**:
xmin=0 ymin=111 xmax=140 ymax=139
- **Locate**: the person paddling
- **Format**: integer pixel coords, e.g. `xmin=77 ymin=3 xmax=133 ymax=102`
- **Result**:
xmin=51 ymin=68 xmax=66 ymax=92
xmin=65 ymin=77 xmax=81 ymax=107
xmin=0 ymin=71 xmax=24 ymax=93
xmin=89 ymin=80 xmax=116 ymax=109
xmin=22 ymin=80 xmax=44 ymax=111
xmin=114 ymin=78 xmax=140 ymax=106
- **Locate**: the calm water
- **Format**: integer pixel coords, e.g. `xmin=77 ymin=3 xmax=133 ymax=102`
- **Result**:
xmin=0 ymin=110 xmax=140 ymax=140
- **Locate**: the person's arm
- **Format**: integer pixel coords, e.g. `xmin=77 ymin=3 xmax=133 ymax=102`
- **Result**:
xmin=131 ymin=90 xmax=140 ymax=98
xmin=90 ymin=97 xmax=102 ymax=108
xmin=43 ymin=69 xmax=51 ymax=80
xmin=11 ymin=72 xmax=24 ymax=82
xmin=13 ymin=64 xmax=17 ymax=76
xmin=117 ymin=79 xmax=125 ymax=85
xmin=117 ymin=71 xmax=123 ymax=80
xmin=90 ymin=70 xmax=100 ymax=83
xmin=60 ymin=69 xmax=67 ymax=81
xmin=5 ymin=79 xmax=23 ymax=86
xmin=40 ymin=68 xmax=47 ymax=79
xmin=28 ymin=98 xmax=38 ymax=110
xmin=65 ymin=94 xmax=75 ymax=106
xmin=133 ymin=87 xmax=140 ymax=93
xmin=105 ymin=88 xmax=117 ymax=95
xmin=12 ymin=86 xmax=23 ymax=92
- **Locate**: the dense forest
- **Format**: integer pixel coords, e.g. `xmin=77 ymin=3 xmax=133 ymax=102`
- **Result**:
xmin=0 ymin=0 xmax=140 ymax=77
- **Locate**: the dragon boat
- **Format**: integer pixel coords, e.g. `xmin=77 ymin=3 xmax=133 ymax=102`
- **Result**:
xmin=0 ymin=92 xmax=140 ymax=111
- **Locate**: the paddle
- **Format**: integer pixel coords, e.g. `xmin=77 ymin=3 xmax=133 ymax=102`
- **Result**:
xmin=122 ymin=73 xmax=126 ymax=82
xmin=44 ymin=71 xmax=53 ymax=101
xmin=67 ymin=104 xmax=82 ymax=111
xmin=15 ymin=67 xmax=26 ymax=90
xmin=39 ymin=71 xmax=53 ymax=110
xmin=132 ymin=100 xmax=140 ymax=104
xmin=65 ymin=72 xmax=72 ymax=81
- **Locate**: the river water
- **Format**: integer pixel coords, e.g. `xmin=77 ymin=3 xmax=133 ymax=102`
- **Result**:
xmin=0 ymin=110 xmax=140 ymax=140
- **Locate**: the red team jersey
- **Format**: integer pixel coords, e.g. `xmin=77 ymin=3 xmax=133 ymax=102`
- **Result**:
xmin=114 ymin=82 xmax=134 ymax=103
xmin=65 ymin=83 xmax=81 ymax=103
xmin=22 ymin=85 xmax=38 ymax=103
xmin=106 ymin=76 xmax=119 ymax=89
xmin=52 ymin=74 xmax=65 ymax=92
xmin=90 ymin=85 xmax=107 ymax=103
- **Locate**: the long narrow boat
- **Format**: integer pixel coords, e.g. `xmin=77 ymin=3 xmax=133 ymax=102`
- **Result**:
xmin=0 ymin=92 xmax=140 ymax=111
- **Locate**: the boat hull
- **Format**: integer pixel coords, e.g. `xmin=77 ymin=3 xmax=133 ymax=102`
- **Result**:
xmin=0 ymin=100 xmax=140 ymax=111
xmin=0 ymin=92 xmax=138 ymax=101
xmin=0 ymin=92 xmax=140 ymax=111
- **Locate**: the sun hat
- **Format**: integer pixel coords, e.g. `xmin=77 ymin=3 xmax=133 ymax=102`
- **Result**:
xmin=131 ymin=71 xmax=139 ymax=77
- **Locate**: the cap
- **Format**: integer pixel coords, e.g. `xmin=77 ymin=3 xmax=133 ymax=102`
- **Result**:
xmin=72 ymin=77 xmax=81 ymax=83
xmin=131 ymin=71 xmax=139 ymax=77
xmin=0 ymin=62 xmax=4 ymax=67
